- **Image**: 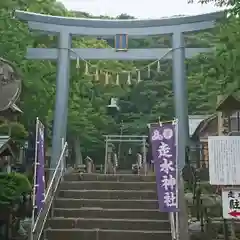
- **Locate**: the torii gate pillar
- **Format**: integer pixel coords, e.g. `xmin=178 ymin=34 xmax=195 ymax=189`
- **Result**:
xmin=53 ymin=33 xmax=71 ymax=169
xmin=172 ymin=31 xmax=189 ymax=159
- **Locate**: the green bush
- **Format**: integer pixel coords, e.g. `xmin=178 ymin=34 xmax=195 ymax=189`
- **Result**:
xmin=0 ymin=172 xmax=32 ymax=206
xmin=0 ymin=122 xmax=28 ymax=143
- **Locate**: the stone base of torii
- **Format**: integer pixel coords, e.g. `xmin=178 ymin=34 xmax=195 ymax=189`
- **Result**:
xmin=179 ymin=175 xmax=190 ymax=240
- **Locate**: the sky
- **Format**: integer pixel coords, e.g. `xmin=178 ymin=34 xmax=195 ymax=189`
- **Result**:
xmin=59 ymin=0 xmax=224 ymax=18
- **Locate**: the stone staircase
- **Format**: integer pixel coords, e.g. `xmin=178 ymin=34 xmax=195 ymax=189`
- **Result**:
xmin=45 ymin=173 xmax=172 ymax=240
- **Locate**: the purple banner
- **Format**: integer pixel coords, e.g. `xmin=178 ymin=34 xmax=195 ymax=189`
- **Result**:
xmin=150 ymin=122 xmax=178 ymax=212
xmin=35 ymin=119 xmax=45 ymax=212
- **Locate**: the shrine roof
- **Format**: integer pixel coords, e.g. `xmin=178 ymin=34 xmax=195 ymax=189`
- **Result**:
xmin=216 ymin=94 xmax=240 ymax=111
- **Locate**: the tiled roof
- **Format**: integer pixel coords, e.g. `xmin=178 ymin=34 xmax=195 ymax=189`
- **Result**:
xmin=10 ymin=103 xmax=23 ymax=113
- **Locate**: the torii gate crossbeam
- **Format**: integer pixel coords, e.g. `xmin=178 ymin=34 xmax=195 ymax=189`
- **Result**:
xmin=14 ymin=10 xmax=224 ymax=174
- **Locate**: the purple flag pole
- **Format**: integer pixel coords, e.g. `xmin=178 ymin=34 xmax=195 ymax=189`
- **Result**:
xmin=31 ymin=118 xmax=39 ymax=234
xmin=150 ymin=120 xmax=178 ymax=212
xmin=35 ymin=119 xmax=45 ymax=211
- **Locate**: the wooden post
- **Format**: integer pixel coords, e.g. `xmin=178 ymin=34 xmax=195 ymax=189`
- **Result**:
xmin=217 ymin=95 xmax=234 ymax=240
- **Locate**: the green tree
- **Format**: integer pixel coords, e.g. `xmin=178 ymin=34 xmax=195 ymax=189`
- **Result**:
xmin=2 ymin=0 xmax=239 ymax=165
xmin=0 ymin=0 xmax=134 ymax=164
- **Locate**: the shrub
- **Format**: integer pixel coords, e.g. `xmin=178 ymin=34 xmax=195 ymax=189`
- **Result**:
xmin=0 ymin=172 xmax=32 ymax=206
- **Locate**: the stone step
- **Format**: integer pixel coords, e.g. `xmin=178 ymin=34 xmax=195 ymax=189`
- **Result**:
xmin=54 ymin=208 xmax=168 ymax=220
xmin=60 ymin=181 xmax=156 ymax=191
xmin=58 ymin=190 xmax=157 ymax=200
xmin=54 ymin=198 xmax=158 ymax=209
xmin=45 ymin=229 xmax=172 ymax=240
xmin=64 ymin=173 xmax=155 ymax=182
xmin=47 ymin=217 xmax=170 ymax=231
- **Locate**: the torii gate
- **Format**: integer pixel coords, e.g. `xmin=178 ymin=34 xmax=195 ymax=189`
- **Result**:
xmin=14 ymin=10 xmax=224 ymax=172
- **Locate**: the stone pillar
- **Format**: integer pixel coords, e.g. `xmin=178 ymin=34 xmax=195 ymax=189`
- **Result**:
xmin=172 ymin=31 xmax=189 ymax=170
xmin=172 ymin=32 xmax=190 ymax=240
xmin=50 ymin=32 xmax=71 ymax=176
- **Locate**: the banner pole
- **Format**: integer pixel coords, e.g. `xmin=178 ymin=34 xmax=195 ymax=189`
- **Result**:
xmin=31 ymin=117 xmax=39 ymax=240
xmin=175 ymin=119 xmax=180 ymax=240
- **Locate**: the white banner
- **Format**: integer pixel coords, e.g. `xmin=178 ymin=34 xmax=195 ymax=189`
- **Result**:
xmin=208 ymin=136 xmax=240 ymax=185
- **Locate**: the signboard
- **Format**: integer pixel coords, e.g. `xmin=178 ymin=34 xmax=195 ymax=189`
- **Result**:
xmin=115 ymin=34 xmax=128 ymax=51
xmin=222 ymin=188 xmax=240 ymax=219
xmin=208 ymin=136 xmax=240 ymax=185
xmin=149 ymin=121 xmax=178 ymax=212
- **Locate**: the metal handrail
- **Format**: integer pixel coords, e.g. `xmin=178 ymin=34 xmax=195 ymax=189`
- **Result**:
xmin=30 ymin=141 xmax=68 ymax=240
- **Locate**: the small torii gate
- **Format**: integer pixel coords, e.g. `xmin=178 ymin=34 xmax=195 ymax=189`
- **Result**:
xmin=14 ymin=10 xmax=224 ymax=173
xmin=104 ymin=134 xmax=148 ymax=174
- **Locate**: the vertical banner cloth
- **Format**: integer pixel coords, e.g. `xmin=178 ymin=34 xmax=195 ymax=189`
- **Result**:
xmin=35 ymin=119 xmax=45 ymax=212
xmin=150 ymin=122 xmax=178 ymax=212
